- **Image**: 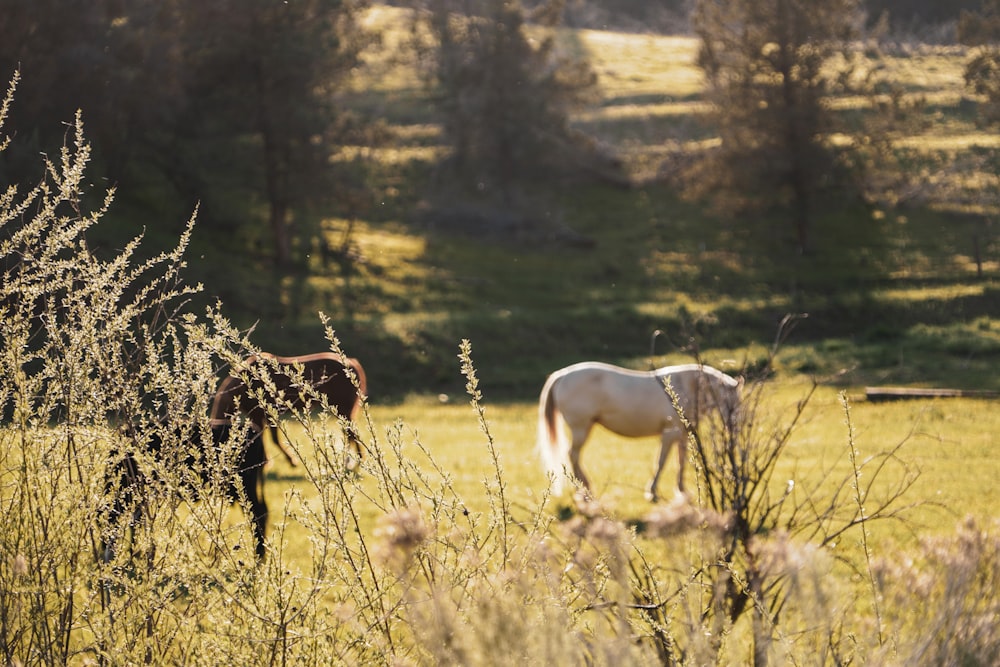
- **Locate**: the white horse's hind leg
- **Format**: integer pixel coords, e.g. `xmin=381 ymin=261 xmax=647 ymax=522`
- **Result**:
xmin=647 ymin=427 xmax=684 ymax=502
xmin=567 ymin=424 xmax=593 ymax=494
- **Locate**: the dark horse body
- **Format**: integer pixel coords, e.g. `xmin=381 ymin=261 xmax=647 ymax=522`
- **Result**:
xmin=104 ymin=352 xmax=364 ymax=562
xmin=209 ymin=352 xmax=368 ymax=466
xmin=105 ymin=423 xmax=268 ymax=559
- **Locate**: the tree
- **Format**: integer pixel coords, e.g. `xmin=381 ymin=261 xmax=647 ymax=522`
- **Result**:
xmin=961 ymin=0 xmax=1000 ymax=125
xmin=956 ymin=1 xmax=1000 ymax=272
xmin=688 ymin=0 xmax=864 ymax=254
xmin=0 ymin=1 xmax=119 ymax=177
xmin=167 ymin=0 xmax=372 ymax=267
xmin=420 ymin=0 xmax=612 ymax=206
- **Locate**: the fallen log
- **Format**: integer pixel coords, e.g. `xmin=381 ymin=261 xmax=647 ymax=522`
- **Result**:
xmin=865 ymin=386 xmax=1000 ymax=402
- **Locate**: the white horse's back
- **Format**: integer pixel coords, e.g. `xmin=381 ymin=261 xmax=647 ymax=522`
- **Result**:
xmin=555 ymin=363 xmax=677 ymax=437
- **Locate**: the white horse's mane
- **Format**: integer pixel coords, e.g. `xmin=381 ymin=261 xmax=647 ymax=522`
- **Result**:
xmin=558 ymin=361 xmax=739 ymax=386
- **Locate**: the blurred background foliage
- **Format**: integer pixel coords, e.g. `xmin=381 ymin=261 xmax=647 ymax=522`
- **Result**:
xmin=1 ymin=0 xmax=998 ymax=399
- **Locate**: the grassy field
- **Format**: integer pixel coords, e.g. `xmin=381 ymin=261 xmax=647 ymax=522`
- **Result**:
xmin=262 ymin=377 xmax=1000 ymax=554
xmin=242 ymin=4 xmax=1000 ymax=546
xmin=218 ymin=364 xmax=1000 ymax=661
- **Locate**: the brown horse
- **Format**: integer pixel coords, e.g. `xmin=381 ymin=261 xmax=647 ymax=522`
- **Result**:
xmin=209 ymin=352 xmax=368 ymax=466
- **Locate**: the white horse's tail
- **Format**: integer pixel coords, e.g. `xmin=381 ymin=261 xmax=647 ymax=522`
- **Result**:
xmin=537 ymin=373 xmax=570 ymax=494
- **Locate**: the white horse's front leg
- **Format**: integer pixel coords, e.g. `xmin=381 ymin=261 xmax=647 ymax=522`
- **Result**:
xmin=647 ymin=427 xmax=684 ymax=502
xmin=646 ymin=429 xmax=674 ymax=502
xmin=675 ymin=431 xmax=687 ymax=495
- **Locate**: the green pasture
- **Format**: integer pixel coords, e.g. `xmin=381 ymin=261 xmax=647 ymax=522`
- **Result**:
xmin=259 ymin=379 xmax=999 ymax=560
xmin=175 ymin=371 xmax=1000 ymax=659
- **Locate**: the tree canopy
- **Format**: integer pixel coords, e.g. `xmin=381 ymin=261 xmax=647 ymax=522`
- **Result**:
xmin=0 ymin=0 xmax=371 ymax=268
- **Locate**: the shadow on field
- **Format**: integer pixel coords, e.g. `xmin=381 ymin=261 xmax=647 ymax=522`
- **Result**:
xmin=247 ymin=279 xmax=1000 ymax=404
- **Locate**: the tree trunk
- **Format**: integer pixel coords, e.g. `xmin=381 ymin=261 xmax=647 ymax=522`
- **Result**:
xmin=269 ymin=197 xmax=292 ymax=267
xmin=262 ymin=123 xmax=292 ymax=267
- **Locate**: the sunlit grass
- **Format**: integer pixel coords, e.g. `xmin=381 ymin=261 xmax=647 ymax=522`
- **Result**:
xmin=876 ymin=282 xmax=993 ymax=303
xmin=332 ymin=144 xmax=444 ymax=164
xmin=571 ymin=31 xmax=704 ymax=101
xmin=871 ymin=44 xmax=970 ymax=91
xmin=896 ymin=133 xmax=1000 ymax=149
xmin=575 ymin=100 xmax=710 ymax=122
xmin=260 ymin=378 xmax=1000 ymax=573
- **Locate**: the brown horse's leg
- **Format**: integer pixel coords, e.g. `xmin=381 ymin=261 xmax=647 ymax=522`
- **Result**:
xmin=347 ymin=426 xmax=363 ymax=460
xmin=341 ymin=420 xmax=365 ymax=473
xmin=267 ymin=421 xmax=299 ymax=467
xmin=239 ymin=429 xmax=268 ymax=560
xmin=343 ymin=394 xmax=366 ymax=467
xmin=247 ymin=474 xmax=268 ymax=560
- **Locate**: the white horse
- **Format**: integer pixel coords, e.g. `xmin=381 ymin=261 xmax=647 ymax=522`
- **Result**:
xmin=537 ymin=362 xmax=742 ymax=502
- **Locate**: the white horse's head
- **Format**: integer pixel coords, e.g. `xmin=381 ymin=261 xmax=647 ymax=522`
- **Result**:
xmin=724 ymin=375 xmax=745 ymax=427
xmin=701 ymin=371 xmax=743 ymax=430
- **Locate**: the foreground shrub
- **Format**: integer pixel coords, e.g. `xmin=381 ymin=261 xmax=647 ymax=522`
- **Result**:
xmin=871 ymin=516 xmax=1000 ymax=665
